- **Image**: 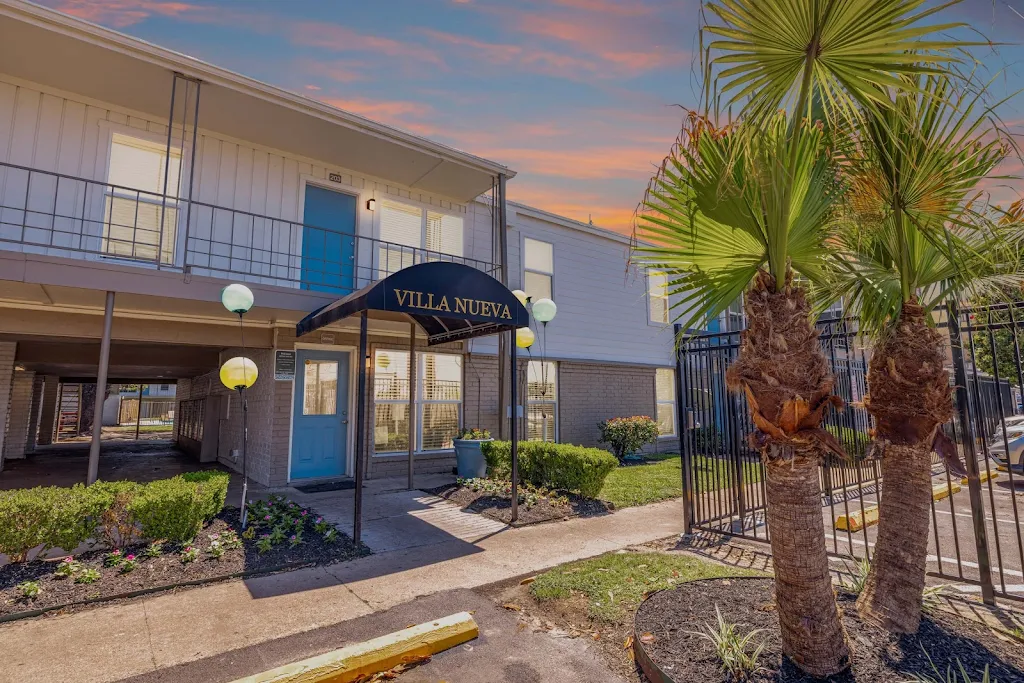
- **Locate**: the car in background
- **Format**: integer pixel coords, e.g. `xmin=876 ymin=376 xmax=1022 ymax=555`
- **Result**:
xmin=987 ymin=416 xmax=1024 ymax=469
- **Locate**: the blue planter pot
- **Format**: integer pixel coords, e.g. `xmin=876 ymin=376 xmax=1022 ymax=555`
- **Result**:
xmin=454 ymin=438 xmax=491 ymax=479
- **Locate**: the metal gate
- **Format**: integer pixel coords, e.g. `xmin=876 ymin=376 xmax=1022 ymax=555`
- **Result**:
xmin=676 ymin=302 xmax=1024 ymax=605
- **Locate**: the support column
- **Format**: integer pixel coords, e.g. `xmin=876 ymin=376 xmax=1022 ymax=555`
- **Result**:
xmin=353 ymin=311 xmax=369 ymax=545
xmin=4 ymin=370 xmax=36 ymax=461
xmin=25 ymin=374 xmax=44 ymax=454
xmin=88 ymin=291 xmax=115 ymax=485
xmin=37 ymin=375 xmax=58 ymax=446
xmin=0 ymin=342 xmax=16 ymax=470
xmin=408 ymin=321 xmax=416 ymax=490
xmin=510 ymin=331 xmax=519 ymax=523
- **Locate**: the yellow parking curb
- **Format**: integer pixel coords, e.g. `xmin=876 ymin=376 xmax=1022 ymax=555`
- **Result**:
xmin=229 ymin=612 xmax=479 ymax=683
xmin=962 ymin=471 xmax=999 ymax=485
xmin=932 ymin=482 xmax=961 ymax=501
xmin=835 ymin=505 xmax=879 ymax=532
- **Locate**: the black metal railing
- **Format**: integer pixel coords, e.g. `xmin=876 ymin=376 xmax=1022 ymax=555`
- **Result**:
xmin=0 ymin=161 xmax=499 ymax=292
xmin=677 ymin=305 xmax=1023 ymax=605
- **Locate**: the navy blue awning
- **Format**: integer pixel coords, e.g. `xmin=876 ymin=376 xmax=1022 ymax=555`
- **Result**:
xmin=295 ymin=261 xmax=529 ymax=345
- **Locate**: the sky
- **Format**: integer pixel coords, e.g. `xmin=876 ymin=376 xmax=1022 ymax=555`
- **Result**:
xmin=37 ymin=0 xmax=1024 ymax=235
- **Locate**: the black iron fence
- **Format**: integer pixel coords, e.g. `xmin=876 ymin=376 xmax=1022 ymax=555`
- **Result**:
xmin=677 ymin=303 xmax=1024 ymax=605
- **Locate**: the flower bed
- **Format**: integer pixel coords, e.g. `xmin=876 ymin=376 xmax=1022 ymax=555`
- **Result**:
xmin=427 ymin=477 xmax=611 ymax=526
xmin=0 ymin=492 xmax=366 ymax=619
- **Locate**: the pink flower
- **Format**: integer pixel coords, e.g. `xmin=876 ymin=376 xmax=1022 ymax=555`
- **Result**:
xmin=264 ymin=515 xmax=271 ymax=521
xmin=64 ymin=556 xmax=74 ymax=562
xmin=125 ymin=555 xmax=135 ymax=561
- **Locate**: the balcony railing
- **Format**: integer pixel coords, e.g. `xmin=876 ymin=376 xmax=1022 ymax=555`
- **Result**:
xmin=0 ymin=161 xmax=499 ymax=293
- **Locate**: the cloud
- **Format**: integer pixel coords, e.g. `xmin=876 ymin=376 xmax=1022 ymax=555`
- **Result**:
xmin=317 ymin=96 xmax=436 ymax=131
xmin=509 ymin=183 xmax=639 ymax=235
xmin=48 ymin=0 xmax=201 ymax=27
xmin=419 ymin=29 xmax=603 ymax=80
xmin=286 ymin=22 xmax=443 ymax=66
xmin=296 ymin=59 xmax=366 ymax=84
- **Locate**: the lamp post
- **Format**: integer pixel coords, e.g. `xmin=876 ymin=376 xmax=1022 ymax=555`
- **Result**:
xmin=220 ymin=284 xmax=256 ymax=529
xmin=530 ymin=298 xmax=557 ymax=442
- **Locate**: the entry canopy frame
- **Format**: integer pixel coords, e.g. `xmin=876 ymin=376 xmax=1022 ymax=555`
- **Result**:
xmin=295 ymin=261 xmax=530 ymax=344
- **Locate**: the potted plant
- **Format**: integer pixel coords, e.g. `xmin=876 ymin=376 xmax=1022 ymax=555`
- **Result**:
xmin=453 ymin=427 xmax=492 ymax=479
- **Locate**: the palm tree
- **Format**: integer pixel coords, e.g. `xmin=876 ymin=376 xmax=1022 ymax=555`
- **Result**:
xmin=636 ymin=1 xmax=970 ymax=675
xmin=831 ymin=74 xmax=1018 ymax=633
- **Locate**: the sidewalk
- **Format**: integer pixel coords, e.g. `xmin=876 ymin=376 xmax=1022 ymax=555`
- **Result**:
xmin=0 ymin=497 xmax=683 ymax=683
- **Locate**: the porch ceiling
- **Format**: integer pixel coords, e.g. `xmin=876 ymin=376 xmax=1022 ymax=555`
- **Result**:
xmin=11 ymin=340 xmax=221 ymax=380
xmin=0 ymin=2 xmax=514 ymax=203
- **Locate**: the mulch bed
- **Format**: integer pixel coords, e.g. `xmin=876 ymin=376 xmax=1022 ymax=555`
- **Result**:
xmin=0 ymin=508 xmax=368 ymax=619
xmin=424 ymin=483 xmax=612 ymax=526
xmin=634 ymin=577 xmax=1024 ymax=682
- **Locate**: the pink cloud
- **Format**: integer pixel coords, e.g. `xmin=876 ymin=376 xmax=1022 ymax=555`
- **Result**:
xmin=296 ymin=59 xmax=366 ymax=84
xmin=50 ymin=0 xmax=200 ymax=27
xmin=318 ymin=96 xmax=435 ymax=130
xmin=509 ymin=183 xmax=639 ymax=235
xmin=288 ymin=21 xmax=444 ymax=67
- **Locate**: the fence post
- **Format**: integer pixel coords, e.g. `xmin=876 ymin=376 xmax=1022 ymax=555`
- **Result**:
xmin=947 ymin=300 xmax=997 ymax=605
xmin=675 ymin=323 xmax=693 ymax=534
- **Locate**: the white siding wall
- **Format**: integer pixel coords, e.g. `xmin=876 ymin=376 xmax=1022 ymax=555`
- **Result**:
xmin=0 ymin=74 xmax=492 ymax=288
xmin=504 ymin=205 xmax=677 ymax=367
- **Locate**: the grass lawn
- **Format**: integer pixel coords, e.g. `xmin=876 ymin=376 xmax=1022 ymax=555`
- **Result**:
xmin=597 ymin=453 xmax=762 ymax=509
xmin=530 ymin=551 xmax=764 ymax=622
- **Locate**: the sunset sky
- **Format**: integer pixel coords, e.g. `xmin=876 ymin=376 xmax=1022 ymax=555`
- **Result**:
xmin=39 ymin=0 xmax=1024 ymax=234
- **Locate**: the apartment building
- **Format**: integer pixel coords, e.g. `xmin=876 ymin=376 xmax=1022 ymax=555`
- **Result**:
xmin=0 ymin=0 xmax=681 ymax=488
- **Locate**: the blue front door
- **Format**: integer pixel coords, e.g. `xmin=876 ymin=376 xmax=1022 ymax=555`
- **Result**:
xmin=301 ymin=184 xmax=357 ymax=293
xmin=291 ymin=349 xmax=349 ymax=480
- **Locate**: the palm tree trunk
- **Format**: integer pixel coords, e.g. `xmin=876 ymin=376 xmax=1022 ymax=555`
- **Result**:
xmin=858 ymin=301 xmax=952 ymax=633
xmin=728 ymin=269 xmax=850 ymax=676
xmin=765 ymin=451 xmax=851 ymax=677
xmin=856 ymin=443 xmax=932 ymax=632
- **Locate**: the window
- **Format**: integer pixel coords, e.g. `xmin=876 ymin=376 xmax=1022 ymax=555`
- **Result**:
xmin=527 ymin=360 xmax=557 ymax=442
xmin=523 ymin=238 xmax=553 ymax=301
xmin=303 ymin=361 xmax=338 ymax=415
xmin=648 ymin=270 xmax=670 ymax=324
xmin=104 ymin=132 xmax=181 ymax=264
xmin=373 ymin=350 xmax=463 ymax=453
xmin=656 ymin=368 xmax=677 ymax=437
xmin=378 ymin=200 xmax=463 ymax=277
xmin=719 ymin=296 xmax=745 ymax=332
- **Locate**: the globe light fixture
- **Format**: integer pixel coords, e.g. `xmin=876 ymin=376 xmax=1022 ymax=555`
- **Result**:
xmin=220 ymin=356 xmax=258 ymax=390
xmin=221 ymin=283 xmax=254 ymax=315
xmin=532 ymin=298 xmax=557 ymax=324
xmin=511 ymin=289 xmax=529 ymax=306
xmin=516 ymin=327 xmax=535 ymax=349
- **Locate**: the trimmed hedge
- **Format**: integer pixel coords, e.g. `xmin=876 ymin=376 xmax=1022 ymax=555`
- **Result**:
xmin=481 ymin=441 xmax=619 ymax=498
xmin=0 ymin=471 xmax=231 ymax=561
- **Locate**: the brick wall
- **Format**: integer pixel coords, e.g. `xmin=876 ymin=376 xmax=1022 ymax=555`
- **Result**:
xmin=4 ymin=370 xmax=35 ymax=460
xmin=0 ymin=342 xmax=15 ymax=470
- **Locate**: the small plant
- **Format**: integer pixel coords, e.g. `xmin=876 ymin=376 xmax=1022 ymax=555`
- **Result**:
xmin=313 ymin=516 xmax=332 ymax=535
xmin=922 ymin=584 xmax=949 ymax=613
xmin=456 ymin=427 xmax=491 ymax=440
xmin=219 ymin=529 xmax=242 ymax=550
xmin=103 ymin=550 xmax=124 ymax=567
xmin=840 ymin=557 xmax=872 ymax=595
xmin=689 ymin=605 xmax=765 ymax=682
xmin=256 ymin=535 xmax=273 ymax=554
xmin=901 ymin=649 xmax=992 ymax=682
xmin=17 ymin=581 xmax=41 ymax=600
xmin=322 ymin=528 xmax=338 ymax=544
xmin=242 ymin=526 xmax=256 ymax=540
xmin=269 ymin=526 xmax=287 ymax=545
xmin=208 ymin=541 xmax=225 ymax=561
xmin=75 ymin=568 xmax=101 ymax=584
xmin=597 ymin=416 xmax=659 ymax=463
xmin=180 ymin=546 xmax=199 ymax=564
xmin=54 ymin=556 xmax=82 ymax=578
xmin=144 ymin=541 xmax=164 ymax=558
xmin=288 ymin=532 xmax=302 ymax=548
xmin=120 ymin=554 xmax=138 ymax=573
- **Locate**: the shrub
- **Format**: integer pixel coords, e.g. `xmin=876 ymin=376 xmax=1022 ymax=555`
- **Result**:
xmin=597 ymin=416 xmax=659 ymax=462
xmin=825 ymin=424 xmax=870 ymax=460
xmin=456 ymin=427 xmax=491 ymax=440
xmin=690 ymin=605 xmax=765 ymax=682
xmin=481 ymin=441 xmax=619 ymax=498
xmin=91 ymin=481 xmax=143 ymax=548
xmin=18 ymin=581 xmax=41 ymax=600
xmin=692 ymin=427 xmax=724 ymax=454
xmin=131 ymin=472 xmax=230 ymax=543
xmin=75 ymin=568 xmax=100 ymax=584
xmin=0 ymin=484 xmax=105 ymax=561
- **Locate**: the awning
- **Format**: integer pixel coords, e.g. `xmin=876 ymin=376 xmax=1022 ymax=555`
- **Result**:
xmin=295 ymin=261 xmax=529 ymax=345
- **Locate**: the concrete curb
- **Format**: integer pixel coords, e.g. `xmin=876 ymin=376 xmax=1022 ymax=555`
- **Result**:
xmin=932 ymin=482 xmax=961 ymax=501
xmin=835 ymin=505 xmax=878 ymax=532
xmin=227 ymin=611 xmax=479 ymax=683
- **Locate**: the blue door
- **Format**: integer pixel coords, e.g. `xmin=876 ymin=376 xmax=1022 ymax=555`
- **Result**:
xmin=291 ymin=349 xmax=349 ymax=480
xmin=301 ymin=184 xmax=357 ymax=293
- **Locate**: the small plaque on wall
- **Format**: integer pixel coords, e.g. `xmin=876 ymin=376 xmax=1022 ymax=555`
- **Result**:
xmin=328 ymin=172 xmax=343 ymax=183
xmin=274 ymin=350 xmax=296 ymax=381
xmin=320 ymin=332 xmax=336 ymax=345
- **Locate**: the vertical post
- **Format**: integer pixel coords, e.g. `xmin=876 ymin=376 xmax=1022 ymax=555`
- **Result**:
xmin=948 ymin=300 xmax=996 ymax=604
xmin=408 ymin=321 xmax=416 ymax=490
xmin=182 ymin=79 xmax=202 ymax=271
xmin=496 ymin=174 xmax=509 ymax=440
xmin=87 ymin=291 xmax=115 ymax=485
xmin=353 ymin=311 xmax=369 ymax=544
xmin=674 ymin=324 xmax=693 ymax=534
xmin=158 ymin=75 xmax=178 ymax=268
xmin=239 ymin=387 xmax=249 ymax=529
xmin=135 ymin=382 xmax=143 ymax=440
xmin=510 ymin=334 xmax=519 ymax=522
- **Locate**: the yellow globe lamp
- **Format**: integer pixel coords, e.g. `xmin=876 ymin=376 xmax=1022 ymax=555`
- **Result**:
xmin=511 ymin=289 xmax=529 ymax=306
xmin=516 ymin=327 xmax=535 ymax=349
xmin=220 ymin=356 xmax=258 ymax=390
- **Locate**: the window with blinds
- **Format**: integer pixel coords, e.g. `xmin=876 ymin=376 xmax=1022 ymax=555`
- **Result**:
xmin=378 ymin=200 xmax=463 ymax=277
xmin=103 ymin=132 xmax=181 ymax=264
xmin=648 ymin=269 xmax=669 ymax=324
xmin=527 ymin=360 xmax=557 ymax=442
xmin=373 ymin=350 xmax=462 ymax=453
xmin=656 ymin=368 xmax=677 ymax=436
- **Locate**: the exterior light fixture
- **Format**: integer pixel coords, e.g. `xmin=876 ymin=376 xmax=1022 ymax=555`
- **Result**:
xmin=219 ymin=356 xmax=258 ymax=390
xmin=220 ymin=283 xmax=254 ymax=315
xmin=366 ymin=198 xmax=376 ymax=211
xmin=516 ymin=327 xmax=535 ymax=349
xmin=532 ymin=298 xmax=557 ymax=324
xmin=511 ymin=289 xmax=529 ymax=306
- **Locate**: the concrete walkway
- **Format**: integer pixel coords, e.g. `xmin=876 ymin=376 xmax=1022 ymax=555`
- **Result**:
xmin=0 ymin=495 xmax=683 ymax=683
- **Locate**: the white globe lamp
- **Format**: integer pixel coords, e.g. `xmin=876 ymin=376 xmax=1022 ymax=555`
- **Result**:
xmin=532 ymin=298 xmax=557 ymax=324
xmin=221 ymin=283 xmax=254 ymax=315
